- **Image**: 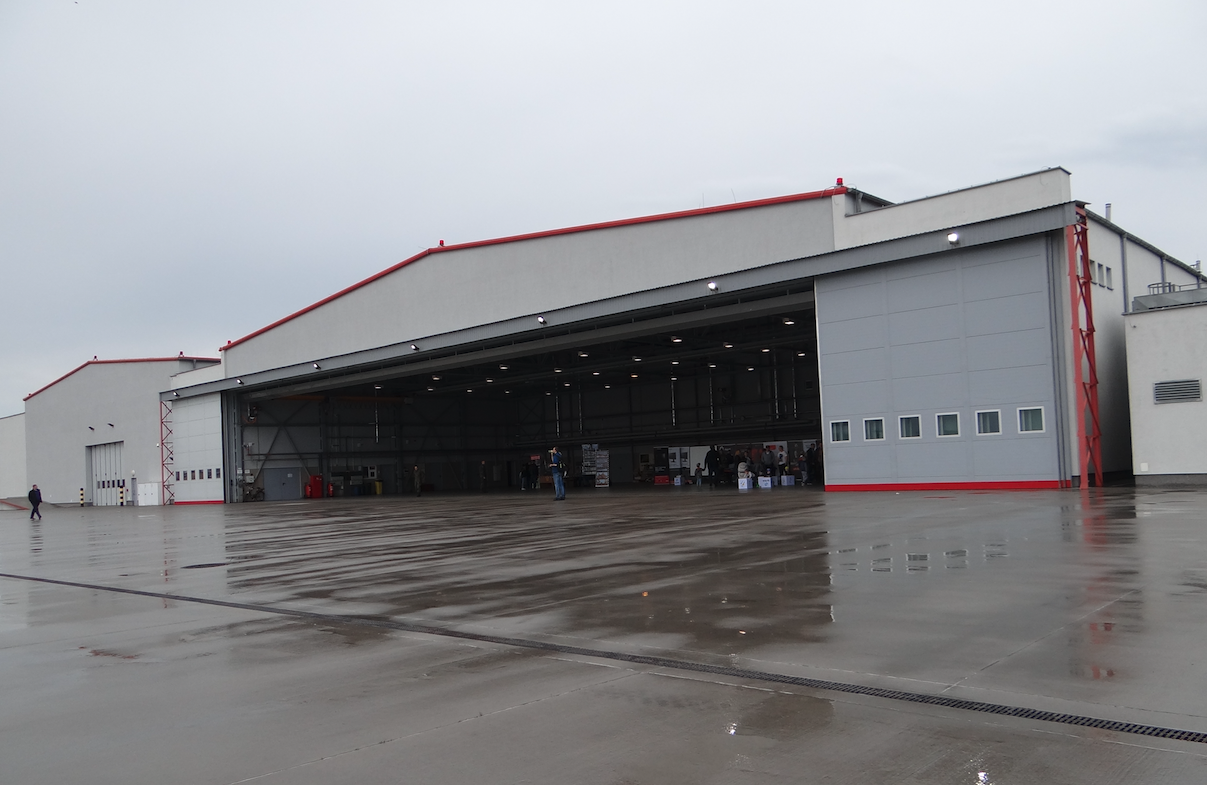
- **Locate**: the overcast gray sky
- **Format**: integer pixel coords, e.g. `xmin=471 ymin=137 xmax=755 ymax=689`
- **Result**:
xmin=2 ymin=0 xmax=1204 ymax=417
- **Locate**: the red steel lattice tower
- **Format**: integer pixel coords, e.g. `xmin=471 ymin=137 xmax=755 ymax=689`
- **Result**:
xmin=1066 ymin=206 xmax=1103 ymax=487
xmin=160 ymin=400 xmax=175 ymax=504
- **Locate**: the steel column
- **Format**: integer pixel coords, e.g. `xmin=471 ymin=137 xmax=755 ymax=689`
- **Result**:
xmin=1066 ymin=207 xmax=1103 ymax=487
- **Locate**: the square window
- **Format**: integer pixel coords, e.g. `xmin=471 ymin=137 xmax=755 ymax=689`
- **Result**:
xmin=864 ymin=418 xmax=885 ymax=440
xmin=899 ymin=415 xmax=921 ymax=439
xmin=937 ymin=413 xmax=960 ymax=437
xmin=976 ymin=410 xmax=1001 ymax=435
xmin=1019 ymin=407 xmax=1045 ymax=432
xmin=831 ymin=421 xmax=850 ymax=442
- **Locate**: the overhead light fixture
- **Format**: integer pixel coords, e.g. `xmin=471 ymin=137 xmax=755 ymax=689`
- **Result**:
xmin=707 ymin=281 xmax=719 ymax=292
xmin=671 ymin=376 xmax=678 ymax=381
xmin=546 ymin=391 xmax=552 ymax=396
xmin=427 ymin=386 xmax=435 ymax=391
xmin=671 ymin=361 xmax=679 ymax=365
xmin=564 ymin=382 xmax=570 ymax=387
xmin=723 ymin=342 xmax=733 ymax=349
xmin=671 ymin=336 xmax=682 ymax=343
xmin=578 ymin=351 xmax=588 ymax=357
xmin=631 ymin=373 xmax=639 ymax=378
xmin=747 ymin=366 xmax=756 ymax=371
xmin=537 ymin=316 xmax=547 ymax=325
xmin=604 ymin=384 xmax=611 ymax=389
xmin=554 ymin=368 xmax=563 ymax=373
xmin=374 ymin=385 xmax=382 ymax=390
xmin=313 ymin=363 xmax=321 ymax=369
xmin=797 ymin=351 xmax=806 ymax=357
xmin=486 ymin=378 xmax=493 ymax=383
xmin=708 ymin=363 xmax=717 ymax=368
xmin=432 ymin=375 xmax=441 ymax=381
xmin=466 ymin=389 xmax=473 ymax=393
xmin=782 ymin=318 xmax=795 ymax=325
xmin=762 ymin=348 xmax=771 ymax=353
xmin=947 ymin=232 xmax=959 ymax=245
xmin=633 ymin=356 xmax=642 ymax=362
xmin=499 ymin=364 xmax=509 ymax=370
xmin=592 ymin=371 xmax=600 ymax=376
xmin=410 ymin=344 xmax=420 ymax=351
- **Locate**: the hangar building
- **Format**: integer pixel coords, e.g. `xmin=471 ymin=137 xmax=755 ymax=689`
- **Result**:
xmin=12 ymin=168 xmax=1205 ymax=504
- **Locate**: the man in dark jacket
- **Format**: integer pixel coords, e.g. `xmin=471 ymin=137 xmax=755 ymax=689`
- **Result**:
xmin=28 ymin=485 xmax=42 ymax=520
xmin=704 ymin=446 xmax=719 ymax=487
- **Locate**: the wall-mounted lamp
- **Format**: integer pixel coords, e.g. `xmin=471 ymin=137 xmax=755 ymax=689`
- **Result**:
xmin=88 ymin=426 xmax=95 ymax=431
xmin=108 ymin=423 xmax=114 ymax=427
xmin=313 ymin=363 xmax=321 ymax=369
xmin=707 ymin=281 xmax=719 ymax=292
xmin=236 ymin=379 xmax=243 ymax=385
xmin=172 ymin=391 xmax=179 ymax=397
xmin=947 ymin=232 xmax=960 ymax=245
xmin=537 ymin=316 xmax=547 ymax=325
xmin=410 ymin=344 xmax=420 ymax=351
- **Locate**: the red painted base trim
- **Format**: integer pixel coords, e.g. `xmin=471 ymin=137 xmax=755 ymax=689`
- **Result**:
xmin=826 ymin=480 xmax=1064 ymax=492
xmin=173 ymin=500 xmax=225 ymax=505
xmin=1 ymin=499 xmax=28 ymax=510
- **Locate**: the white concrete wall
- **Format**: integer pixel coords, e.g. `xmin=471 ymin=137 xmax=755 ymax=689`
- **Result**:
xmin=24 ymin=360 xmax=202 ymax=505
xmin=0 ymin=413 xmax=26 ymax=499
xmin=1056 ymin=217 xmax=1203 ymax=478
xmin=170 ymin=393 xmax=224 ymax=503
xmin=833 ymin=169 xmax=1071 ymax=250
xmin=1125 ymin=303 xmax=1207 ymax=479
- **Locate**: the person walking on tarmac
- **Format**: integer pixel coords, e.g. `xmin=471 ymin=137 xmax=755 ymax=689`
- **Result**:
xmin=549 ymin=446 xmax=566 ymax=501
xmin=28 ymin=485 xmax=43 ymax=520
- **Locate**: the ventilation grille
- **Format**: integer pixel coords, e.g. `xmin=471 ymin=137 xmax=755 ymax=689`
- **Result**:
xmin=1154 ymin=379 xmax=1202 ymax=404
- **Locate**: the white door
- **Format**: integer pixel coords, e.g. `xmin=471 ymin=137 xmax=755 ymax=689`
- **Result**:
xmin=89 ymin=442 xmax=124 ymax=506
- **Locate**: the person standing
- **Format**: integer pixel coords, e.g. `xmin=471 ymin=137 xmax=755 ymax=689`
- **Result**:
xmin=28 ymin=485 xmax=42 ymax=520
xmin=411 ymin=464 xmax=424 ymax=497
xmin=704 ymin=446 xmax=719 ymax=488
xmin=550 ymin=446 xmax=566 ymax=501
xmin=694 ymin=463 xmax=704 ymax=486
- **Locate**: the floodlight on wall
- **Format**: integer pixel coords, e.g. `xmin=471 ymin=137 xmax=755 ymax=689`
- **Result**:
xmin=947 ymin=232 xmax=960 ymax=245
xmin=172 ymin=391 xmax=179 ymax=397
xmin=537 ymin=316 xmax=547 ymax=325
xmin=707 ymin=281 xmax=719 ymax=292
xmin=410 ymin=344 xmax=420 ymax=351
xmin=313 ymin=363 xmax=320 ymax=369
xmin=236 ymin=379 xmax=243 ymax=385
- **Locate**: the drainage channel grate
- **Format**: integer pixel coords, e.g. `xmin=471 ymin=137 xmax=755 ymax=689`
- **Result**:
xmin=181 ymin=563 xmax=228 ymax=570
xmin=4 ymin=571 xmax=1204 ymax=745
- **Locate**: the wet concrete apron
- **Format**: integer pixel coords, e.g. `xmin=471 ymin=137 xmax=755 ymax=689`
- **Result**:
xmin=2 ymin=486 xmax=1206 ymax=783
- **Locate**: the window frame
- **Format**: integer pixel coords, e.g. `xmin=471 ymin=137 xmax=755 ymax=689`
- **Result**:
xmin=936 ymin=412 xmax=961 ymax=438
xmin=830 ymin=420 xmax=851 ymax=443
xmin=1018 ymin=407 xmax=1045 ymax=433
xmin=975 ymin=409 xmax=1002 ymax=436
xmin=899 ymin=415 xmax=922 ymax=439
xmin=863 ymin=418 xmax=886 ymax=441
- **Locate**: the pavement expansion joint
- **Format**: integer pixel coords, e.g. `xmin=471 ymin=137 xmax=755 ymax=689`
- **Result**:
xmin=3 ymin=569 xmax=1206 ymax=746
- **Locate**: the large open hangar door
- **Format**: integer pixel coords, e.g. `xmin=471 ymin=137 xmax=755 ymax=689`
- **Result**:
xmin=227 ymin=285 xmax=822 ymax=499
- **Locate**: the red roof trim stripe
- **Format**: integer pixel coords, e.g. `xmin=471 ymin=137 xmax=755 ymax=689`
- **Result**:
xmin=23 ymin=357 xmax=220 ymax=401
xmin=826 ymin=480 xmax=1062 ymax=492
xmin=219 ymin=186 xmax=847 ymax=352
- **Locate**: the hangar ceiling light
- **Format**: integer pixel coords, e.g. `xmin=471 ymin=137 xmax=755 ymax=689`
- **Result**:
xmin=782 ymin=318 xmax=795 ymax=325
xmin=723 ymin=343 xmax=733 ymax=349
xmin=578 ymin=351 xmax=588 ymax=357
xmin=671 ymin=336 xmax=682 ymax=343
xmin=499 ymin=364 xmax=508 ymax=370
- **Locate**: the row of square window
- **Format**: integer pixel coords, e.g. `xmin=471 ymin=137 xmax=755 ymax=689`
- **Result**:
xmin=1090 ymin=262 xmax=1113 ymax=290
xmin=177 ymin=468 xmax=221 ymax=481
xmin=831 ymin=408 xmax=1045 ymax=442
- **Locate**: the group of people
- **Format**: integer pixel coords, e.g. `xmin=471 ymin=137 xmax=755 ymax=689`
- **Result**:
xmin=701 ymin=444 xmax=823 ymax=486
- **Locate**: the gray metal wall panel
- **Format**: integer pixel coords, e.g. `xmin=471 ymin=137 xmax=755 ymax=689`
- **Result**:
xmin=817 ymin=236 xmax=1061 ymax=486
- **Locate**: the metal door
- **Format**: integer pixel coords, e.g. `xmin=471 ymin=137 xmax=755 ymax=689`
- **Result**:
xmin=262 ymin=467 xmax=302 ymax=501
xmin=88 ymin=442 xmax=124 ymax=506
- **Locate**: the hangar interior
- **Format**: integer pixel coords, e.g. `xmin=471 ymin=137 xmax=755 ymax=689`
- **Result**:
xmin=231 ymin=283 xmax=822 ymax=498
